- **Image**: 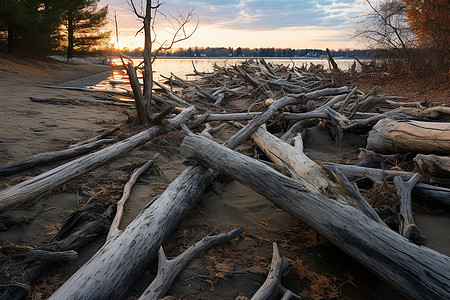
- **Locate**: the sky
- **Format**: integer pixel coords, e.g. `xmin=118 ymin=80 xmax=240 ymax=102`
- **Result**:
xmin=99 ymin=0 xmax=366 ymax=50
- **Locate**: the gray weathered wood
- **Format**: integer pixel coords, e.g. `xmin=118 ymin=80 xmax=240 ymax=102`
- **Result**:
xmin=0 ymin=126 xmax=168 ymax=213
xmin=182 ymin=135 xmax=450 ymax=300
xmin=322 ymin=162 xmax=450 ymax=209
xmin=251 ymin=243 xmax=300 ymax=300
xmin=414 ymin=154 xmax=450 ymax=187
xmin=367 ymin=119 xmax=450 ymax=154
xmin=138 ymin=226 xmax=244 ymax=300
xmin=0 ymin=139 xmax=115 ymax=176
xmin=394 ymin=174 xmax=427 ymax=245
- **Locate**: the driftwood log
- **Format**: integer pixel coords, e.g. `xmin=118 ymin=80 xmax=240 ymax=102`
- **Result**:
xmin=366 ymin=118 xmax=450 ymax=154
xmin=251 ymin=243 xmax=301 ymax=300
xmin=0 ymin=107 xmax=197 ymax=213
xmin=182 ymin=134 xmax=450 ymax=300
xmin=0 ymin=126 xmax=167 ymax=213
xmin=138 ymin=226 xmax=244 ymax=300
xmin=0 ymin=139 xmax=115 ymax=176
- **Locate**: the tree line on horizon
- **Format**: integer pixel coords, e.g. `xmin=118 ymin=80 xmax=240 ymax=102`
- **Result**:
xmin=0 ymin=0 xmax=109 ymax=59
xmin=108 ymin=46 xmax=375 ymax=59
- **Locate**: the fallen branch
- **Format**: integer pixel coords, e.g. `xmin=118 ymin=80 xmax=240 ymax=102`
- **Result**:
xmin=251 ymin=242 xmax=301 ymax=300
xmin=394 ymin=174 xmax=427 ymax=245
xmin=138 ymin=226 xmax=244 ymax=300
xmin=107 ymin=154 xmax=160 ymax=241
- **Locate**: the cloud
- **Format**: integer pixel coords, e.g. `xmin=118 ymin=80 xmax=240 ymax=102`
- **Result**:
xmin=104 ymin=0 xmax=363 ymax=31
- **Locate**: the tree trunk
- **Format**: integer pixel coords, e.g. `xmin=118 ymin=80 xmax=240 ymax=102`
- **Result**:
xmin=7 ymin=24 xmax=14 ymax=55
xmin=366 ymin=118 xmax=450 ymax=154
xmin=182 ymin=135 xmax=450 ymax=300
xmin=67 ymin=8 xmax=74 ymax=60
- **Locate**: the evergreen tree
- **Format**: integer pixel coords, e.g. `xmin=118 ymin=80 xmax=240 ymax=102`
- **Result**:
xmin=58 ymin=0 xmax=109 ymax=59
xmin=0 ymin=0 xmax=61 ymax=55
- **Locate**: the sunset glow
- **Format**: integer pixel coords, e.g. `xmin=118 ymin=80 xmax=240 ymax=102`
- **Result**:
xmin=100 ymin=0 xmax=366 ymax=50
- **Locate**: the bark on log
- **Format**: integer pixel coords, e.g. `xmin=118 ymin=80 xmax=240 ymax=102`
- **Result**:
xmin=414 ymin=154 xmax=450 ymax=187
xmin=394 ymin=174 xmax=427 ymax=245
xmin=358 ymin=148 xmax=409 ymax=168
xmin=182 ymin=135 xmax=450 ymax=300
xmin=251 ymin=242 xmax=301 ymax=300
xmin=367 ymin=119 xmax=450 ymax=154
xmin=138 ymin=226 xmax=244 ymax=300
xmin=0 ymin=139 xmax=115 ymax=177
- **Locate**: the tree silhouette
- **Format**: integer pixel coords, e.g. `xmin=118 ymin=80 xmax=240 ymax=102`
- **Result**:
xmin=59 ymin=0 xmax=109 ymax=60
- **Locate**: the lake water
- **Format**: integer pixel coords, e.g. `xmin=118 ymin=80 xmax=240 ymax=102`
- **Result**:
xmin=93 ymin=57 xmax=356 ymax=93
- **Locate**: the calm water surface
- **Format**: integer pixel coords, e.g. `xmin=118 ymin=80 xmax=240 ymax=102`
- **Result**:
xmin=94 ymin=57 xmax=356 ymax=93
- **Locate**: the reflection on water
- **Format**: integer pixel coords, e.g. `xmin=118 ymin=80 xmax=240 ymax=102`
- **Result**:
xmin=92 ymin=57 xmax=357 ymax=95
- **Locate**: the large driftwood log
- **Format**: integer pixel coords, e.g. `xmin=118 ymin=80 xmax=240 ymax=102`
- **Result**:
xmin=182 ymin=135 xmax=450 ymax=300
xmin=414 ymin=154 xmax=450 ymax=187
xmin=251 ymin=243 xmax=301 ymax=300
xmin=30 ymin=97 xmax=133 ymax=108
xmin=48 ymin=165 xmax=214 ymax=300
xmin=0 ymin=126 xmax=167 ymax=213
xmin=366 ymin=118 xmax=450 ymax=154
xmin=394 ymin=174 xmax=427 ymax=245
xmin=138 ymin=226 xmax=244 ymax=300
xmin=0 ymin=108 xmax=197 ymax=213
xmin=0 ymin=139 xmax=115 ymax=176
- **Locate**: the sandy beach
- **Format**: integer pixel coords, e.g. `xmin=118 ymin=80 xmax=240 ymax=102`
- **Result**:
xmin=0 ymin=54 xmax=448 ymax=300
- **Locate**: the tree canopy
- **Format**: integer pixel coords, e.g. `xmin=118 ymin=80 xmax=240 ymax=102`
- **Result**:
xmin=59 ymin=0 xmax=110 ymax=59
xmin=0 ymin=0 xmax=109 ymax=57
xmin=403 ymin=0 xmax=449 ymax=52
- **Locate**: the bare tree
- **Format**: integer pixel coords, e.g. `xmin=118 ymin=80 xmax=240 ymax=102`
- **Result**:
xmin=353 ymin=0 xmax=416 ymax=51
xmin=124 ymin=0 xmax=197 ymax=124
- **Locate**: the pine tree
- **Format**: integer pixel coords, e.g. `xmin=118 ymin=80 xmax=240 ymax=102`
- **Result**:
xmin=59 ymin=0 xmax=109 ymax=59
xmin=0 ymin=0 xmax=61 ymax=55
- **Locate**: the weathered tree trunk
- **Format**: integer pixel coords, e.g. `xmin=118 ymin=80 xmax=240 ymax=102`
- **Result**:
xmin=367 ymin=119 xmax=450 ymax=154
xmin=67 ymin=8 xmax=74 ymax=60
xmin=182 ymin=135 xmax=450 ymax=300
xmin=0 ymin=139 xmax=115 ymax=176
xmin=0 ymin=126 xmax=167 ymax=213
xmin=414 ymin=154 xmax=450 ymax=187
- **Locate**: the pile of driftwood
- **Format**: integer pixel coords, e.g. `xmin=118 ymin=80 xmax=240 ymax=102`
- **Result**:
xmin=1 ymin=58 xmax=449 ymax=299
